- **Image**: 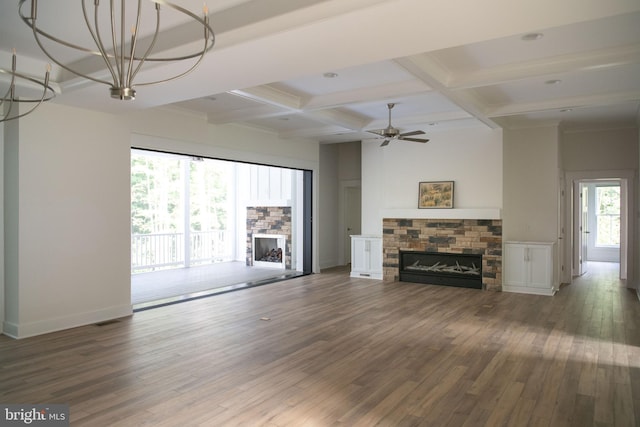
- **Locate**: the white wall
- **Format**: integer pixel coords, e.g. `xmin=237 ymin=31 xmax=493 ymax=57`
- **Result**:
xmin=561 ymin=126 xmax=638 ymax=286
xmin=4 ymin=103 xmax=132 ymax=338
xmin=362 ymin=127 xmax=503 ymax=234
xmin=503 ymin=126 xmax=560 ymax=242
xmin=319 ymin=144 xmax=339 ymax=269
xmin=318 ymin=141 xmax=362 ymax=270
xmin=3 ymin=103 xmax=320 ymax=338
xmin=562 ymin=128 xmax=638 ymax=171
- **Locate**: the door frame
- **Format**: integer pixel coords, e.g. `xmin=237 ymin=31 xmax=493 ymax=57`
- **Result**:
xmin=339 ymin=180 xmax=361 ymax=266
xmin=565 ymin=169 xmax=634 ymax=284
xmin=583 ymin=181 xmax=622 ymax=263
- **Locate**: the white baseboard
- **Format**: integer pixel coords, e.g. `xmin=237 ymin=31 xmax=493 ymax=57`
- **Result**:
xmin=2 ymin=304 xmax=133 ymax=339
xmin=502 ymin=284 xmax=556 ymax=296
xmin=319 ymin=258 xmax=340 ymax=270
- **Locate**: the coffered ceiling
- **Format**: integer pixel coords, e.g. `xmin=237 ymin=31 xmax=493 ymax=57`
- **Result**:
xmin=1 ymin=0 xmax=639 ymax=143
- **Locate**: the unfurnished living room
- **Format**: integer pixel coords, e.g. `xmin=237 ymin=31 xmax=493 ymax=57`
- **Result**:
xmin=1 ymin=1 xmax=640 ymax=426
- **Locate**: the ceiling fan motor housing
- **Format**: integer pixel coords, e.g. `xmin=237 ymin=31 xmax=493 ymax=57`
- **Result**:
xmin=383 ymin=126 xmax=400 ymax=138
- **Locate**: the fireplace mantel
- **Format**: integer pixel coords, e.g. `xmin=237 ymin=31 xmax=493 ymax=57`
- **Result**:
xmin=381 ymin=208 xmax=501 ymax=220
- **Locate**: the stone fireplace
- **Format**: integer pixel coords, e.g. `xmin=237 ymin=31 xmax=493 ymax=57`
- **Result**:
xmin=252 ymin=234 xmax=286 ymax=269
xmin=383 ymin=218 xmax=502 ymax=291
xmin=247 ymin=206 xmax=292 ymax=269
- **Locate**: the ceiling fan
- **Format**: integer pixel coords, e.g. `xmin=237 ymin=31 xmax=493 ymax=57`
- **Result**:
xmin=367 ymin=103 xmax=429 ymax=147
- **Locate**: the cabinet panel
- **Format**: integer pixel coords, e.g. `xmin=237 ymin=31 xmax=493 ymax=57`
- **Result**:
xmin=503 ymin=244 xmax=527 ymax=286
xmin=528 ymin=245 xmax=552 ymax=289
xmin=503 ymin=242 xmax=555 ymax=296
xmin=350 ymin=235 xmax=382 ymax=280
xmin=351 ymin=238 xmax=369 ymax=272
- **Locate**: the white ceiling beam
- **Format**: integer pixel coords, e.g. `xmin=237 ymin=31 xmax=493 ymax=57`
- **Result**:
xmin=365 ymin=110 xmax=472 ymax=129
xmin=304 ymin=108 xmax=370 ymax=131
xmin=229 ymin=85 xmax=303 ymax=111
xmin=302 ymin=80 xmax=432 ymax=111
xmin=486 ymin=90 xmax=640 ymax=117
xmin=448 ymin=44 xmax=640 ymax=90
xmin=279 ymin=124 xmax=357 ymax=139
xmin=206 ymin=104 xmax=288 ymax=124
xmin=394 ymin=55 xmax=500 ymax=129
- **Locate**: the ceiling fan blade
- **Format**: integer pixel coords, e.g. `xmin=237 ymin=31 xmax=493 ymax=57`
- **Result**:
xmin=380 ymin=139 xmax=391 ymax=147
xmin=399 ymin=130 xmax=425 ymax=137
xmin=399 ymin=137 xmax=429 ymax=143
xmin=367 ymin=130 xmax=385 ymax=136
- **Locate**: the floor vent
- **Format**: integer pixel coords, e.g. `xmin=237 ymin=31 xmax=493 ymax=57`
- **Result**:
xmin=94 ymin=319 xmax=121 ymax=327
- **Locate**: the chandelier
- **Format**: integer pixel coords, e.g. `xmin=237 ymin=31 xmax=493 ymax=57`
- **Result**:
xmin=1 ymin=49 xmax=55 ymax=123
xmin=18 ymin=0 xmax=215 ymax=101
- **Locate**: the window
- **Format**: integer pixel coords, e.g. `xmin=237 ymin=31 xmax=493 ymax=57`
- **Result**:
xmin=595 ymin=185 xmax=620 ymax=247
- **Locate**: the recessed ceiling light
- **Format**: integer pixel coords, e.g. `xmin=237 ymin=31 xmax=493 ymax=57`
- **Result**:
xmin=521 ymin=32 xmax=544 ymax=41
xmin=323 ymin=72 xmax=338 ymax=78
xmin=545 ymin=79 xmax=562 ymax=85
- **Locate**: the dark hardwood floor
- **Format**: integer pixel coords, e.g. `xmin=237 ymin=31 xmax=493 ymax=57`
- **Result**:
xmin=1 ymin=262 xmax=638 ymax=426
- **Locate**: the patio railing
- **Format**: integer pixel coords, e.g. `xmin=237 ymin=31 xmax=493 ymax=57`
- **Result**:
xmin=132 ymin=230 xmax=230 ymax=272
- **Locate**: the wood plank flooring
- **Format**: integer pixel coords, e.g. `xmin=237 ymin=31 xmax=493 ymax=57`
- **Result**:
xmin=1 ymin=262 xmax=639 ymax=426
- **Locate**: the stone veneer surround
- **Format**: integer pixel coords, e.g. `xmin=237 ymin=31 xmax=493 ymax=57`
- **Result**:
xmin=383 ymin=218 xmax=502 ymax=291
xmin=247 ymin=207 xmax=292 ymax=269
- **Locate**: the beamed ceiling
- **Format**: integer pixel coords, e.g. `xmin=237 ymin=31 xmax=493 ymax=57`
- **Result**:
xmin=1 ymin=0 xmax=639 ymax=143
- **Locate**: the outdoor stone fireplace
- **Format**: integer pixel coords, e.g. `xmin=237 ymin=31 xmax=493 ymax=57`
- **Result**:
xmin=247 ymin=206 xmax=292 ymax=269
xmin=383 ymin=218 xmax=502 ymax=291
xmin=252 ymin=233 xmax=286 ymax=269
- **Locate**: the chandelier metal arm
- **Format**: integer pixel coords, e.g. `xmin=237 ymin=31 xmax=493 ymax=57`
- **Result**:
xmin=0 ymin=52 xmax=55 ymax=123
xmin=126 ymin=1 xmax=145 ymax=89
xmin=0 ymin=73 xmax=17 ymax=120
xmin=135 ymin=0 xmax=214 ymax=87
xmin=20 ymin=0 xmax=112 ymax=87
xmin=131 ymin=5 xmax=162 ymax=86
xmin=83 ymin=0 xmax=119 ymax=87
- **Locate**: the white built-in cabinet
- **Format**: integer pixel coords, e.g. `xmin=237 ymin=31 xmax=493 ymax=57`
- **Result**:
xmin=503 ymin=241 xmax=556 ymax=296
xmin=350 ymin=235 xmax=383 ymax=280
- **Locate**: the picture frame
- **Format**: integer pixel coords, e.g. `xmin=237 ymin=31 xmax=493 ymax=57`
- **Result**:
xmin=418 ymin=181 xmax=454 ymax=209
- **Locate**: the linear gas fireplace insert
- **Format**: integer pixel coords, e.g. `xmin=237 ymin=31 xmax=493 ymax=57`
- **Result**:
xmin=399 ymin=250 xmax=483 ymax=289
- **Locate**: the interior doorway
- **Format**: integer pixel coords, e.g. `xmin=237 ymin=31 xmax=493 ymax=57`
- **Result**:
xmin=567 ymin=170 xmax=633 ymax=283
xmin=340 ymin=181 xmax=361 ymax=265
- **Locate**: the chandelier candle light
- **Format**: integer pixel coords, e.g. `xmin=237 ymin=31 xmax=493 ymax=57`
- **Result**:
xmin=18 ymin=0 xmax=215 ymax=100
xmin=0 ymin=49 xmax=55 ymax=122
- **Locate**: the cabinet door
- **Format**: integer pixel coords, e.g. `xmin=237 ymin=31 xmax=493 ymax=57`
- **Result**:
xmin=351 ymin=238 xmax=368 ymax=272
xmin=504 ymin=244 xmax=527 ymax=286
xmin=368 ymin=238 xmax=382 ymax=274
xmin=527 ymin=245 xmax=552 ymax=288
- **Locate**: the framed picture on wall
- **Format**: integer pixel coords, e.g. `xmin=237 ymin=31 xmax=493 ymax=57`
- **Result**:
xmin=418 ymin=181 xmax=454 ymax=208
